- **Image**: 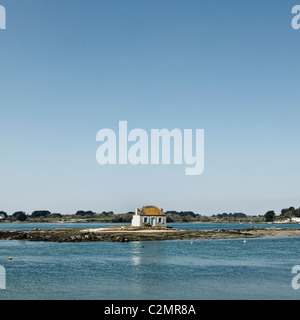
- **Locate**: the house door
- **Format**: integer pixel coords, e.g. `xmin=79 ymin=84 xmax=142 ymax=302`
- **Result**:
xmin=151 ymin=218 xmax=156 ymax=226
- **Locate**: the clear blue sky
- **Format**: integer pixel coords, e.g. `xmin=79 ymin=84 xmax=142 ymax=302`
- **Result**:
xmin=0 ymin=0 xmax=299 ymax=215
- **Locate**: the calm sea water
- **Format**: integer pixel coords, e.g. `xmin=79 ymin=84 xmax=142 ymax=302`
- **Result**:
xmin=0 ymin=222 xmax=300 ymax=300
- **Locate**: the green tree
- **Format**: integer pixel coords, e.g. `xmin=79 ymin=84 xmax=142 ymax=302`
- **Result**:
xmin=75 ymin=210 xmax=95 ymax=217
xmin=264 ymin=210 xmax=275 ymax=222
xmin=12 ymin=211 xmax=27 ymax=221
xmin=31 ymin=210 xmax=51 ymax=218
xmin=280 ymin=208 xmax=289 ymax=216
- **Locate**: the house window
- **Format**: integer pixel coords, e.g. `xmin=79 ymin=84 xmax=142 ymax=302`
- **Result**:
xmin=158 ymin=217 xmax=163 ymax=223
xmin=143 ymin=217 xmax=148 ymax=223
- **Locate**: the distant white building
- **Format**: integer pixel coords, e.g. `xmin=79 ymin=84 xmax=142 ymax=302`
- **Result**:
xmin=0 ymin=213 xmax=6 ymax=219
xmin=131 ymin=206 xmax=166 ymax=227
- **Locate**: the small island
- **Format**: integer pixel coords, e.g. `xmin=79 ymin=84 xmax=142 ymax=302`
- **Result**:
xmin=1 ymin=205 xmax=300 ymax=242
xmin=1 ymin=226 xmax=300 ymax=242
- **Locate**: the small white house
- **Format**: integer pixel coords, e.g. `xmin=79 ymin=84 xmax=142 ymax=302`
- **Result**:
xmin=131 ymin=206 xmax=166 ymax=227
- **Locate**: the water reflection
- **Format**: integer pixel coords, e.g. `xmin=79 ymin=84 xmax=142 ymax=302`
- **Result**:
xmin=130 ymin=241 xmax=167 ymax=266
xmin=129 ymin=241 xmax=170 ymax=298
xmin=130 ymin=241 xmax=143 ymax=266
xmin=132 ymin=256 xmax=141 ymax=266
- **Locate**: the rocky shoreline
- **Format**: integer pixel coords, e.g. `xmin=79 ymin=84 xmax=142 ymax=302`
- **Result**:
xmin=0 ymin=226 xmax=300 ymax=242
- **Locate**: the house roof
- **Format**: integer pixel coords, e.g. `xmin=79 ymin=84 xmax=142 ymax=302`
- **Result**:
xmin=140 ymin=206 xmax=165 ymax=216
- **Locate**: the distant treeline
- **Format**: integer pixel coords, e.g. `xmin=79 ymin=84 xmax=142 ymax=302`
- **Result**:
xmin=280 ymin=207 xmax=300 ymax=217
xmin=212 ymin=212 xmax=247 ymax=219
xmin=0 ymin=210 xmax=134 ymax=222
xmin=0 ymin=209 xmax=256 ymax=223
xmin=1 ymin=205 xmax=299 ymax=222
xmin=263 ymin=206 xmax=300 ymax=222
xmin=165 ymin=211 xmax=249 ymax=221
xmin=165 ymin=211 xmax=197 ymax=217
